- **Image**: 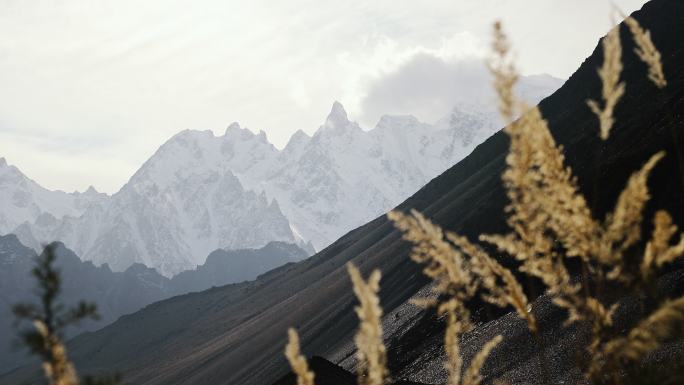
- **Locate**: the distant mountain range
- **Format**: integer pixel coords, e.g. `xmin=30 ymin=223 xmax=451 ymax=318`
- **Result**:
xmin=0 ymin=234 xmax=306 ymax=373
xmin=1 ymin=0 xmax=678 ymax=383
xmin=0 ymin=74 xmax=561 ymax=276
xmin=0 ymin=159 xmax=108 ymax=235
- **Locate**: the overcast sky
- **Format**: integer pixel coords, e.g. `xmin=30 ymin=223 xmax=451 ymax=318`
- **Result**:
xmin=0 ymin=0 xmax=648 ymax=193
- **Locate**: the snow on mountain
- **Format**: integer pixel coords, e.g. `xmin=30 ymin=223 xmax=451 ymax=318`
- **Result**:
xmin=5 ymin=74 xmax=562 ymax=276
xmin=258 ymin=73 xmax=561 ymax=251
xmin=12 ymin=130 xmax=296 ymax=276
xmin=0 ymin=157 xmax=107 ymax=235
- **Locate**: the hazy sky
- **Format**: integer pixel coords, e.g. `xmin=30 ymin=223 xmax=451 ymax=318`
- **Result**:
xmin=0 ymin=0 xmax=648 ymax=193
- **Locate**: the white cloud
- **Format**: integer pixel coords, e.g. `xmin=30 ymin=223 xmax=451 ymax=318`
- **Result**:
xmin=357 ymin=56 xmax=492 ymax=127
xmin=336 ymin=31 xmax=487 ymax=122
xmin=0 ymin=0 xmax=649 ymax=193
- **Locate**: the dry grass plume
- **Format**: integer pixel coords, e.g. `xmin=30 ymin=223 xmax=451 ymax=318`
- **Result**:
xmin=624 ymin=16 xmax=667 ymax=88
xmin=347 ymin=263 xmax=388 ymax=385
xmin=285 ymin=328 xmax=315 ymax=385
xmin=33 ymin=320 xmax=79 ymax=385
xmin=587 ymin=26 xmax=625 ymax=140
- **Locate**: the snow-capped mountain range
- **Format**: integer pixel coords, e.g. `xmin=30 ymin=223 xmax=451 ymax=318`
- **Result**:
xmin=0 ymin=158 xmax=108 ymax=233
xmin=1 ymin=74 xmax=562 ymax=276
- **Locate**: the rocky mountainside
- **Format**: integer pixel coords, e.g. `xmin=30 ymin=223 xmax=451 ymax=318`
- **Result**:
xmin=0 ymin=235 xmax=306 ymax=374
xmin=6 ymin=75 xmax=560 ymax=276
xmin=168 ymin=241 xmax=308 ymax=294
xmin=2 ymin=0 xmax=678 ymax=383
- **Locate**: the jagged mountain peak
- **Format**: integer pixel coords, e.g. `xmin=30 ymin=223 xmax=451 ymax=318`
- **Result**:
xmin=328 ymin=100 xmax=348 ymax=121
xmin=290 ymin=128 xmax=311 ymax=141
xmin=283 ymin=129 xmax=311 ymax=153
xmin=84 ymin=185 xmax=98 ymax=194
xmin=225 ymin=121 xmax=242 ymax=135
xmin=223 ymin=123 xmax=271 ymax=145
xmin=224 ymin=123 xmax=259 ymax=141
xmin=0 ymin=158 xmax=23 ymax=177
xmin=319 ymin=101 xmax=357 ymax=134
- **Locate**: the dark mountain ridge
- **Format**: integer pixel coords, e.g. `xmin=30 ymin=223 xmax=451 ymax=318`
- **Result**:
xmin=0 ymin=236 xmax=306 ymax=374
xmin=0 ymin=235 xmax=169 ymax=373
xmin=2 ymin=0 xmax=683 ymax=383
xmin=171 ymin=241 xmax=307 ymax=294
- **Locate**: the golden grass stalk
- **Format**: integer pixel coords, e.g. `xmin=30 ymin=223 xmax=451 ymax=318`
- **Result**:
xmin=602 ymin=152 xmax=663 ymax=255
xmin=480 ymin=233 xmax=582 ymax=325
xmin=347 ymin=263 xmax=388 ymax=385
xmin=388 ymin=210 xmax=503 ymax=385
xmin=285 ymin=328 xmax=315 ymax=385
xmin=461 ymin=335 xmax=503 ymax=385
xmin=601 ymin=152 xmax=664 ymax=279
xmin=448 ymin=234 xmax=537 ymax=333
xmin=33 ymin=320 xmax=79 ymax=385
xmin=587 ymin=26 xmax=625 ymax=140
xmin=585 ymin=298 xmax=619 ymax=356
xmin=641 ymin=211 xmax=684 ymax=280
xmin=444 ymin=309 xmax=465 ymax=385
xmin=482 ymin=22 xmax=591 ymax=329
xmin=488 ymin=21 xmax=519 ymax=123
xmin=387 ymin=210 xmax=477 ymax=316
xmin=599 ymin=296 xmax=684 ymax=373
xmin=624 ymin=16 xmax=667 ymax=88
xmin=479 ymin=104 xmax=589 ymax=326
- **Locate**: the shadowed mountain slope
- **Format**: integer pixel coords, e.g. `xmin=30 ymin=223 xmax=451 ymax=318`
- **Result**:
xmin=0 ymin=236 xmax=169 ymax=374
xmin=0 ymin=238 xmax=306 ymax=375
xmin=2 ymin=0 xmax=683 ymax=384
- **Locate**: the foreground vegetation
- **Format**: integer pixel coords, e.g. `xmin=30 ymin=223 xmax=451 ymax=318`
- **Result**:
xmin=286 ymin=14 xmax=683 ymax=385
xmin=12 ymin=244 xmax=120 ymax=385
